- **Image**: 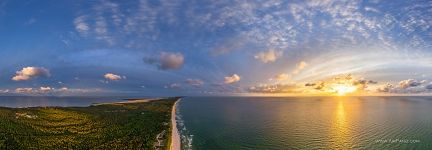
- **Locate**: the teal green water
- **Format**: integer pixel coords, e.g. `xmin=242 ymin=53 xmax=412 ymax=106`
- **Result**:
xmin=177 ymin=97 xmax=432 ymax=149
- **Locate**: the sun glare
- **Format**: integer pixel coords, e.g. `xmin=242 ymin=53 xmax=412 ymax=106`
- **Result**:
xmin=333 ymin=85 xmax=357 ymax=96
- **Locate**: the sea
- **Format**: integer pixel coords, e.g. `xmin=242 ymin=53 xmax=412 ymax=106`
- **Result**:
xmin=1 ymin=96 xmax=431 ymax=149
xmin=176 ymin=96 xmax=432 ymax=150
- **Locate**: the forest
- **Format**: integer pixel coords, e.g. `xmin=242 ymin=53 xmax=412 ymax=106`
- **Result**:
xmin=0 ymin=98 xmax=178 ymax=150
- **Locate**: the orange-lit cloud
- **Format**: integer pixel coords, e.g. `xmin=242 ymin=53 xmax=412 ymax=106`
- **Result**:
xmin=298 ymin=74 xmax=380 ymax=95
xmin=224 ymin=74 xmax=241 ymax=84
xmin=12 ymin=67 xmax=50 ymax=81
xmin=104 ymin=73 xmax=126 ymax=81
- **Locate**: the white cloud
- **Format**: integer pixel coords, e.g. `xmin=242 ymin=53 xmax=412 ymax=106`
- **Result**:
xmin=72 ymin=0 xmax=432 ymax=53
xmin=248 ymin=84 xmax=298 ymax=93
xmin=12 ymin=67 xmax=50 ymax=81
xmin=104 ymin=73 xmax=126 ymax=81
xmin=74 ymin=15 xmax=89 ymax=34
xmin=145 ymin=52 xmax=184 ymax=70
xmin=224 ymin=74 xmax=240 ymax=84
xmin=0 ymin=89 xmax=10 ymax=93
xmin=39 ymin=86 xmax=53 ymax=92
xmin=59 ymin=87 xmax=69 ymax=91
xmin=14 ymin=87 xmax=100 ymax=95
xmin=15 ymin=88 xmax=34 ymax=93
xmin=254 ymin=49 xmax=283 ymax=63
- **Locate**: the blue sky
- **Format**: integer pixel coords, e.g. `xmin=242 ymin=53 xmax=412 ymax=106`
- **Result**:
xmin=1 ymin=0 xmax=432 ymax=96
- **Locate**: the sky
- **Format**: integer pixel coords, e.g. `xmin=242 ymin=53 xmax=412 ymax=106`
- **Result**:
xmin=0 ymin=0 xmax=432 ymax=96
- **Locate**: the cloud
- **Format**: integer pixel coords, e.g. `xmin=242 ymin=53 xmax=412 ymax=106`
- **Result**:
xmin=224 ymin=74 xmax=240 ymax=84
xmin=0 ymin=89 xmax=10 ymax=93
xmin=254 ymin=49 xmax=283 ymax=63
xmin=14 ymin=87 xmax=99 ymax=95
xmin=353 ymin=79 xmax=378 ymax=90
xmin=399 ymin=79 xmax=422 ymax=89
xmin=292 ymin=61 xmax=307 ymax=75
xmin=304 ymin=81 xmax=325 ymax=90
xmin=72 ymin=0 xmax=432 ymax=54
xmin=12 ymin=67 xmax=50 ymax=81
xmin=314 ymin=81 xmax=325 ymax=90
xmin=15 ymin=88 xmax=34 ymax=93
xmin=376 ymin=80 xmax=432 ymax=93
xmin=426 ymin=83 xmax=432 ymax=90
xmin=274 ymin=73 xmax=290 ymax=81
xmin=248 ymin=84 xmax=298 ymax=93
xmin=104 ymin=73 xmax=126 ymax=81
xmin=165 ymin=83 xmax=181 ymax=89
xmin=145 ymin=52 xmax=184 ymax=70
xmin=74 ymin=15 xmax=90 ymax=34
xmin=25 ymin=18 xmax=37 ymax=25
xmin=376 ymin=83 xmax=394 ymax=92
xmin=39 ymin=86 xmax=53 ymax=93
xmin=185 ymin=79 xmax=204 ymax=87
xmin=305 ymin=83 xmax=316 ymax=86
xmin=271 ymin=61 xmax=306 ymax=81
xmin=15 ymin=87 xmax=54 ymax=94
xmin=59 ymin=87 xmax=69 ymax=91
xmin=304 ymin=74 xmax=377 ymax=92
xmin=210 ymin=38 xmax=246 ymax=55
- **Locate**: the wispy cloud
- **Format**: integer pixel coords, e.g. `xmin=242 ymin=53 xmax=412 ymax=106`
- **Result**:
xmin=254 ymin=49 xmax=283 ymax=63
xmin=185 ymin=79 xmax=204 ymax=87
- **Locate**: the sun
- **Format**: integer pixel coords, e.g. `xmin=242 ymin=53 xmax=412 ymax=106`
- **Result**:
xmin=333 ymin=85 xmax=357 ymax=96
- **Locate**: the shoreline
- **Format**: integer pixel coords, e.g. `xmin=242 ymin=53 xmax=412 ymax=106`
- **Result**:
xmin=91 ymin=98 xmax=160 ymax=106
xmin=170 ymin=99 xmax=181 ymax=150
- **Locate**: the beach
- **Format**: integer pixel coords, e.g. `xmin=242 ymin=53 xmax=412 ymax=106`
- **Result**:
xmin=91 ymin=98 xmax=159 ymax=106
xmin=170 ymin=99 xmax=181 ymax=150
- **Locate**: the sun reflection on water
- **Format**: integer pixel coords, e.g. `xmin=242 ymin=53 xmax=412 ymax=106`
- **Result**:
xmin=330 ymin=97 xmax=351 ymax=149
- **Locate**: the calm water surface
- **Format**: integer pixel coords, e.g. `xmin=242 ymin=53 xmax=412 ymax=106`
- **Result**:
xmin=0 ymin=96 xmax=148 ymax=107
xmin=178 ymin=97 xmax=432 ymax=149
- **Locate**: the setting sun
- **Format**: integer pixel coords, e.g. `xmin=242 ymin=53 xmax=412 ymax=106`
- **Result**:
xmin=333 ymin=85 xmax=357 ymax=96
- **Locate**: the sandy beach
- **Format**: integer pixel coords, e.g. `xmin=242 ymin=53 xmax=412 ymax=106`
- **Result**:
xmin=92 ymin=98 xmax=160 ymax=106
xmin=170 ymin=99 xmax=181 ymax=150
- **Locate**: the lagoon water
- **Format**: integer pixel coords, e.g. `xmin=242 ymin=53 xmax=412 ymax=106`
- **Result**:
xmin=0 ymin=96 xmax=139 ymax=107
xmin=177 ymin=97 xmax=432 ymax=149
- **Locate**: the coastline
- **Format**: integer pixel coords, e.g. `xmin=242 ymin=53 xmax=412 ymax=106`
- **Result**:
xmin=91 ymin=98 xmax=160 ymax=106
xmin=170 ymin=99 xmax=181 ymax=150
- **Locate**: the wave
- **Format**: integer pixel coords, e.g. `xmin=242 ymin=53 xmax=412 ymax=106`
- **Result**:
xmin=176 ymin=101 xmax=193 ymax=150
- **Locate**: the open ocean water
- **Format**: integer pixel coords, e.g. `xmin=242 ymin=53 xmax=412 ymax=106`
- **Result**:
xmin=177 ymin=97 xmax=432 ymax=150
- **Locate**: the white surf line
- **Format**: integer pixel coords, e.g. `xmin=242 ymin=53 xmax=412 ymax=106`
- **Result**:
xmin=170 ymin=99 xmax=181 ymax=150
